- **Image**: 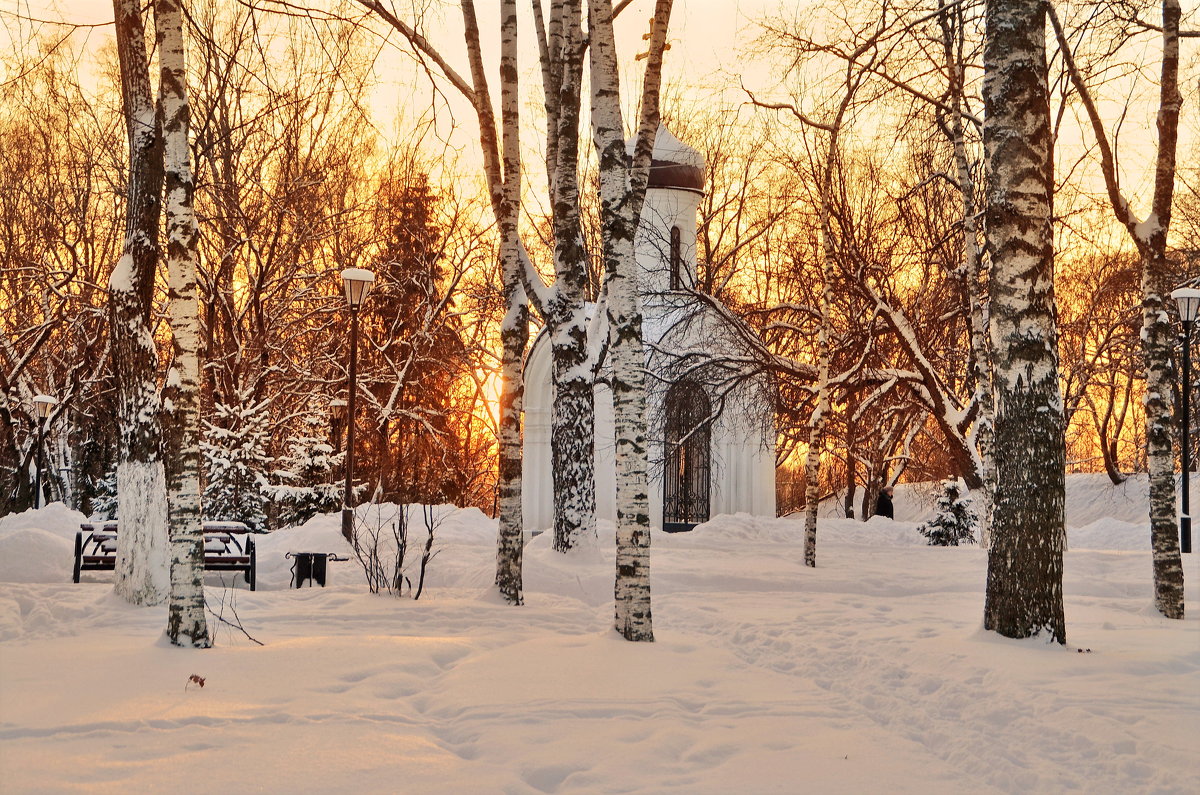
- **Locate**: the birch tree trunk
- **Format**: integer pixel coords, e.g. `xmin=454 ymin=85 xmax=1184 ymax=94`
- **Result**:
xmin=111 ymin=0 xmax=169 ymax=606
xmin=493 ymin=0 xmax=525 ymax=605
xmin=1141 ymin=230 xmax=1186 ymax=620
xmin=794 ymin=48 xmax=861 ymax=568
xmin=157 ymin=0 xmax=210 ymax=647
xmin=1133 ymin=1 xmax=1185 ymax=619
xmin=542 ymin=0 xmax=597 ymax=553
xmin=936 ymin=0 xmax=995 ymax=547
xmin=981 ymin=0 xmax=1066 ymax=644
xmin=1047 ymin=1 xmax=1184 ymax=619
xmin=456 ymin=0 xmax=529 ymax=604
xmin=588 ymin=0 xmax=673 ymax=642
xmin=804 ymin=216 xmax=836 ymax=568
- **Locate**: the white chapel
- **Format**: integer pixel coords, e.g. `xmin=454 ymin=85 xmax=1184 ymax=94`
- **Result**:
xmin=523 ymin=126 xmax=777 ymax=533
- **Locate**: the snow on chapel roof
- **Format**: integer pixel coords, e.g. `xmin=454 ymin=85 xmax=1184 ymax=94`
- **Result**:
xmin=629 ymin=125 xmax=705 ymax=193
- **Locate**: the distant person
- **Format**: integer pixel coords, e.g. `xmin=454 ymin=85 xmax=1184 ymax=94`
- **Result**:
xmin=875 ymin=486 xmax=895 ymax=520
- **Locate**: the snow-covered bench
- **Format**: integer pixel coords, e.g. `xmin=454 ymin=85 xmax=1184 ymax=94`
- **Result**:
xmin=73 ymin=521 xmax=257 ymax=590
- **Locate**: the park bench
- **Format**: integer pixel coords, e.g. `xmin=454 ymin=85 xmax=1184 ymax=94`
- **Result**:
xmin=73 ymin=520 xmax=257 ymax=590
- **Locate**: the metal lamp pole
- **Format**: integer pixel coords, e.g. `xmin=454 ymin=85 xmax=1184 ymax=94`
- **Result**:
xmin=1171 ymin=287 xmax=1199 ymax=554
xmin=339 ymin=269 xmax=375 ymax=542
xmin=32 ymin=395 xmax=56 ymax=509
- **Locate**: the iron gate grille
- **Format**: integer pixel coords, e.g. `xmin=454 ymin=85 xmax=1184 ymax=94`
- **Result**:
xmin=663 ymin=380 xmax=711 ymax=532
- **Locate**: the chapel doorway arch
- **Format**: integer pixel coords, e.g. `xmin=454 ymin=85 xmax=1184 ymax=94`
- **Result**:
xmin=663 ymin=379 xmax=711 ymax=532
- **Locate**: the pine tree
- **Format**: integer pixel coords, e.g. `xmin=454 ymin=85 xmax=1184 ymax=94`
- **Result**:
xmin=202 ymin=393 xmax=271 ymax=531
xmin=918 ymin=480 xmax=977 ymax=546
xmin=270 ymin=417 xmax=343 ymax=528
xmin=89 ymin=467 xmax=119 ymax=520
xmin=358 ymin=172 xmax=474 ymax=505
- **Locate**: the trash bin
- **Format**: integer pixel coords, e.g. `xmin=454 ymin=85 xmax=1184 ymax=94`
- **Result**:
xmin=290 ymin=552 xmax=326 ymax=587
xmin=287 ymin=552 xmax=350 ymax=588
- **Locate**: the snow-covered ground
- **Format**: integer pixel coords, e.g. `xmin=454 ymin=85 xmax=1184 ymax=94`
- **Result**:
xmin=1 ymin=474 xmax=1196 ymax=793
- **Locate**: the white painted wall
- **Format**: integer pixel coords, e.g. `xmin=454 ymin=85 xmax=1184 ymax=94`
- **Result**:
xmin=522 ymin=131 xmax=776 ymax=534
xmin=636 ymin=186 xmax=702 ymax=295
xmin=522 ymin=327 xmax=775 ymax=534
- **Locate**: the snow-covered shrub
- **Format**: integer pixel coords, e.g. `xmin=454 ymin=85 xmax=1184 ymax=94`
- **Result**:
xmin=269 ymin=428 xmax=343 ymax=529
xmin=89 ymin=468 xmax=118 ymax=520
xmin=916 ymin=480 xmax=977 ymax=546
xmin=202 ymin=394 xmax=272 ymax=532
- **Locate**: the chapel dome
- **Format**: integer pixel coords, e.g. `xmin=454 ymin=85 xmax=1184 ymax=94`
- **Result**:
xmin=633 ymin=125 xmax=705 ymax=194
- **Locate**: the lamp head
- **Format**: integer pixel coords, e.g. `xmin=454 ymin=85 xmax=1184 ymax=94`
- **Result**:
xmin=330 ymin=398 xmax=347 ymax=420
xmin=33 ymin=395 xmax=56 ymax=420
xmin=340 ymin=268 xmax=376 ymax=308
xmin=1172 ymin=287 xmax=1200 ymax=325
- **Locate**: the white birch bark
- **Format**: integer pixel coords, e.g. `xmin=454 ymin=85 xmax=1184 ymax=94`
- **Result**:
xmin=792 ymin=44 xmax=863 ymax=568
xmin=936 ymin=0 xmax=995 ymax=548
xmin=493 ymin=0 xmax=525 ymax=605
xmin=157 ymin=0 xmax=210 ymax=647
xmin=455 ymin=0 xmax=528 ymax=604
xmin=588 ymin=0 xmax=673 ymax=642
xmin=804 ymin=195 xmax=836 ymax=568
xmin=111 ymin=0 xmax=169 ymax=606
xmin=1047 ymin=1 xmax=1184 ymax=619
xmin=540 ymin=0 xmax=597 ymax=553
xmin=981 ymin=0 xmax=1066 ymax=644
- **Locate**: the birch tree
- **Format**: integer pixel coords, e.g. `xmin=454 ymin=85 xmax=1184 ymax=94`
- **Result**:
xmin=749 ymin=11 xmax=883 ymax=565
xmin=532 ymin=0 xmax=598 ymax=553
xmin=757 ymin=0 xmax=994 ymax=538
xmin=1048 ymin=0 xmax=1187 ymax=619
xmin=110 ymin=0 xmax=169 ymax=606
xmin=444 ymin=0 xmax=528 ymax=603
xmin=157 ymin=0 xmax=210 ymax=647
xmin=587 ymin=0 xmax=673 ymax=641
xmin=935 ymin=0 xmax=994 ymax=546
xmin=797 ymin=55 xmax=868 ymax=568
xmin=982 ymin=0 xmax=1066 ymax=644
xmin=802 ymin=213 xmax=834 ymax=567
xmin=493 ymin=0 xmax=526 ymax=604
xmin=354 ymin=0 xmax=529 ymax=602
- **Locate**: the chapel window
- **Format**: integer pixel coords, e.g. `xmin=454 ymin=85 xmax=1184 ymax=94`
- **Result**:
xmin=670 ymin=226 xmax=682 ymax=290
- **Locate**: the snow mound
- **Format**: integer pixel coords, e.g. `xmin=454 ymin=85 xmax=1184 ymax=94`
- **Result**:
xmin=0 ymin=502 xmax=88 ymax=543
xmin=825 ymin=516 xmax=931 ymax=546
xmin=524 ymin=522 xmax=617 ymax=607
xmin=685 ymin=512 xmax=802 ymax=543
xmin=0 ymin=483 xmax=1197 ymax=794
xmin=0 ymin=527 xmax=72 ymax=583
xmin=1069 ymin=518 xmax=1149 ymax=551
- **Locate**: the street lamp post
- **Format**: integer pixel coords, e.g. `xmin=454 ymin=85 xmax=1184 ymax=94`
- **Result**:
xmin=340 ymin=268 xmax=375 ymax=542
xmin=32 ymin=395 xmax=56 ymax=509
xmin=1171 ymin=287 xmax=1200 ymax=554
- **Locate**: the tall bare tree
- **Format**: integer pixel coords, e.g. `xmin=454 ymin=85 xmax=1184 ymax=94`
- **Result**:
xmin=0 ymin=37 xmax=121 ymax=517
xmin=1048 ymin=0 xmax=1188 ymax=619
xmin=588 ymin=0 xmax=674 ymax=641
xmin=531 ymin=0 xmax=599 ymax=553
xmin=110 ymin=0 xmax=169 ymax=606
xmin=157 ymin=0 xmax=210 ymax=647
xmin=493 ymin=0 xmax=527 ymax=604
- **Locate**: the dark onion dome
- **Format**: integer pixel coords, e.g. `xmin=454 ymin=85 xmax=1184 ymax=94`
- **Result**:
xmin=630 ymin=125 xmax=705 ymax=194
